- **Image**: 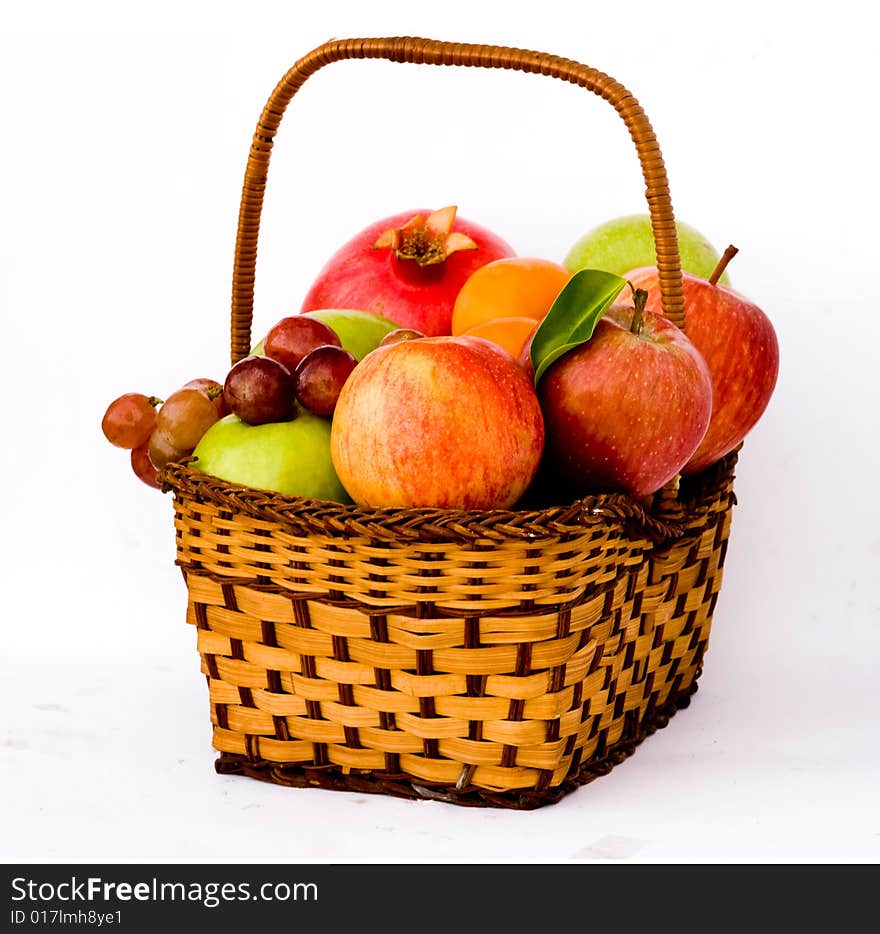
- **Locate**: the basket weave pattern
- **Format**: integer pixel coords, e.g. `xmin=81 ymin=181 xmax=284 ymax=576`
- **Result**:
xmin=160 ymin=36 xmax=740 ymax=808
xmin=166 ymin=454 xmax=736 ymax=808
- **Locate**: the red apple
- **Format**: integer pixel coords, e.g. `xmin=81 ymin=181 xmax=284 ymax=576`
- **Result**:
xmin=330 ymin=336 xmax=544 ymax=509
xmin=537 ymin=301 xmax=712 ymax=498
xmin=625 ymin=247 xmax=779 ymax=474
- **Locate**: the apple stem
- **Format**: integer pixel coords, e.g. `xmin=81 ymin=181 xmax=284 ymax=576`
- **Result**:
xmin=148 ymin=396 xmax=163 ymax=407
xmin=709 ymin=245 xmax=739 ymax=285
xmin=630 ymin=289 xmax=648 ymax=336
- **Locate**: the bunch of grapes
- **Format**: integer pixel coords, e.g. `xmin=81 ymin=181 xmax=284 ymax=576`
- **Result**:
xmin=101 ymin=378 xmax=227 ymax=489
xmin=232 ymin=317 xmax=425 ymax=422
xmin=101 ymin=314 xmax=426 ymax=491
xmin=258 ymin=316 xmax=358 ymax=419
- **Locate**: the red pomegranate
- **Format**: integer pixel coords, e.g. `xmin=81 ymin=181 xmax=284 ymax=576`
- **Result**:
xmin=300 ymin=206 xmax=515 ymax=336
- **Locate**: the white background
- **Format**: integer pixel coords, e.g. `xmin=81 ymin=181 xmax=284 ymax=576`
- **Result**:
xmin=2 ymin=0 xmax=878 ymax=864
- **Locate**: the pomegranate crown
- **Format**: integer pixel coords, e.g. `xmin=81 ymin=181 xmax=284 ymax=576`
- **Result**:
xmin=373 ymin=206 xmax=477 ymax=267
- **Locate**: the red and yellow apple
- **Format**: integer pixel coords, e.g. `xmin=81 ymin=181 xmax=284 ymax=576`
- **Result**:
xmin=625 ymin=249 xmax=778 ymax=474
xmin=536 ymin=302 xmax=712 ymax=498
xmin=330 ymin=336 xmax=544 ymax=509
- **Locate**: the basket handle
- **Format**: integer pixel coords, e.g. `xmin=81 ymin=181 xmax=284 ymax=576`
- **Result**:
xmin=230 ymin=36 xmax=685 ymax=363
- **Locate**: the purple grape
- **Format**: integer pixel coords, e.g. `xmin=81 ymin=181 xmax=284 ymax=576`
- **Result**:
xmin=294 ymin=346 xmax=358 ymax=416
xmin=264 ymin=316 xmax=342 ymax=372
xmin=223 ymin=356 xmax=296 ymax=425
xmin=378 ymin=327 xmax=425 ymax=347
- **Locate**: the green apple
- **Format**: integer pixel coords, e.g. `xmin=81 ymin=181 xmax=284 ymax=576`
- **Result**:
xmin=250 ymin=309 xmax=400 ymax=361
xmin=191 ymin=412 xmax=351 ymax=502
xmin=304 ymin=309 xmax=400 ymax=360
xmin=563 ymin=214 xmax=730 ymax=284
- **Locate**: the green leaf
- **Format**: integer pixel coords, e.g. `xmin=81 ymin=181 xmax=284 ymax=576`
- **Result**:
xmin=530 ymin=269 xmax=629 ymax=384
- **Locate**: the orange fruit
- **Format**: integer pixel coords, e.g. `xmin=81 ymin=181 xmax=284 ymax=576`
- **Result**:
xmin=461 ymin=316 xmax=540 ymax=361
xmin=451 ymin=257 xmax=571 ymax=335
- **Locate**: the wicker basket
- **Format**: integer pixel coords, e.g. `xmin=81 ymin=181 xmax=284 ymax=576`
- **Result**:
xmin=160 ymin=37 xmax=739 ymax=810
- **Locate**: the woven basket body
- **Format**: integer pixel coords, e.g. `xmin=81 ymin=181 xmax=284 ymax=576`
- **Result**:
xmin=161 ymin=37 xmax=739 ymax=809
xmin=164 ymin=454 xmax=736 ymax=809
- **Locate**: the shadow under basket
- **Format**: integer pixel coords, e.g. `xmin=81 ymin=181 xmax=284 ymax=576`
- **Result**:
xmin=161 ymin=448 xmax=737 ymax=810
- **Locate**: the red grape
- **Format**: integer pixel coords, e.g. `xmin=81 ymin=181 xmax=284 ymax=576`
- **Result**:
xmin=155 ymin=388 xmax=220 ymax=451
xmin=131 ymin=440 xmax=161 ymax=489
xmin=147 ymin=429 xmax=190 ymax=470
xmin=183 ymin=377 xmax=230 ymax=417
xmin=101 ymin=393 xmax=160 ymax=449
xmin=223 ymin=356 xmax=296 ymax=425
xmin=378 ymin=328 xmax=425 ymax=347
xmin=294 ymin=346 xmax=358 ymax=416
xmin=264 ymin=316 xmax=341 ymax=372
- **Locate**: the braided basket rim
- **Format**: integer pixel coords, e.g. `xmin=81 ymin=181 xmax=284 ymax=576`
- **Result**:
xmin=160 ymin=446 xmax=738 ymax=546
